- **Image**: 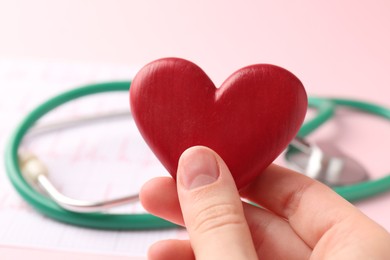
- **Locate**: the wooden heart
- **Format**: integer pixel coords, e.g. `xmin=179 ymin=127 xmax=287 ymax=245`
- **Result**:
xmin=130 ymin=58 xmax=307 ymax=188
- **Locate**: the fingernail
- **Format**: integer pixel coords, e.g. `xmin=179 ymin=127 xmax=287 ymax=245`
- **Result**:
xmin=180 ymin=148 xmax=220 ymax=190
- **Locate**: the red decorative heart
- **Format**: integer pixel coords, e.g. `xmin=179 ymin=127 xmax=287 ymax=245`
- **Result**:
xmin=130 ymin=58 xmax=307 ymax=188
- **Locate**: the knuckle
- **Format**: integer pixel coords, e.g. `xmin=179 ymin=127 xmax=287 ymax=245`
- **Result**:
xmin=191 ymin=202 xmax=246 ymax=234
xmin=282 ymin=179 xmax=317 ymax=218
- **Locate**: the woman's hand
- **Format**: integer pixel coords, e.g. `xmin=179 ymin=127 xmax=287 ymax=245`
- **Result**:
xmin=140 ymin=146 xmax=390 ymax=260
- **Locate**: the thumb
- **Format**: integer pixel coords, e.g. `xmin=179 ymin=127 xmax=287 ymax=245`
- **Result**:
xmin=176 ymin=146 xmax=257 ymax=260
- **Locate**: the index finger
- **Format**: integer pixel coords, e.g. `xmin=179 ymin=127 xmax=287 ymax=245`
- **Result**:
xmin=239 ymin=164 xmax=362 ymax=248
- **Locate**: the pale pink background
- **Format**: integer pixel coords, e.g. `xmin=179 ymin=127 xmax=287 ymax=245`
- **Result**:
xmin=1 ymin=0 xmax=390 ymax=103
xmin=1 ymin=1 xmax=390 ymax=259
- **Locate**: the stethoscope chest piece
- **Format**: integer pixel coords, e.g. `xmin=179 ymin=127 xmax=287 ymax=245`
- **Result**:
xmin=285 ymin=137 xmax=369 ymax=187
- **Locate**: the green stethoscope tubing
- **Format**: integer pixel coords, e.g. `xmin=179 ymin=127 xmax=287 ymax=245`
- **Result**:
xmin=5 ymin=82 xmax=176 ymax=230
xmin=4 ymin=81 xmax=390 ymax=230
xmin=303 ymin=98 xmax=390 ymax=201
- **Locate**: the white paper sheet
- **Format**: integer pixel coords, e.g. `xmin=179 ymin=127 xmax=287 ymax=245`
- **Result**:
xmin=0 ymin=60 xmax=187 ymax=257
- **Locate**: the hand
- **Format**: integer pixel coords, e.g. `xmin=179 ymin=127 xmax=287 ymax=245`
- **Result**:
xmin=140 ymin=146 xmax=390 ymax=260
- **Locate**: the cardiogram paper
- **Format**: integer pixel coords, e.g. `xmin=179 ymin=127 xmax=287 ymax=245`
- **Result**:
xmin=0 ymin=60 xmax=187 ymax=257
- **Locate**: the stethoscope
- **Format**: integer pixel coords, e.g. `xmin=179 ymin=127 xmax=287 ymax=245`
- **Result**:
xmin=4 ymin=81 xmax=390 ymax=230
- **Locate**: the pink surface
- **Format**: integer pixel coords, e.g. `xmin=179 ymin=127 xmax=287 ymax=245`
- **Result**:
xmin=0 ymin=246 xmax=143 ymax=260
xmin=1 ymin=0 xmax=390 ymax=257
xmin=1 ymin=0 xmax=390 ymax=104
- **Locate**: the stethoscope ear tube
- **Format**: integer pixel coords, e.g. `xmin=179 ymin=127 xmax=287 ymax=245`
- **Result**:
xmin=4 ymin=81 xmax=177 ymax=230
